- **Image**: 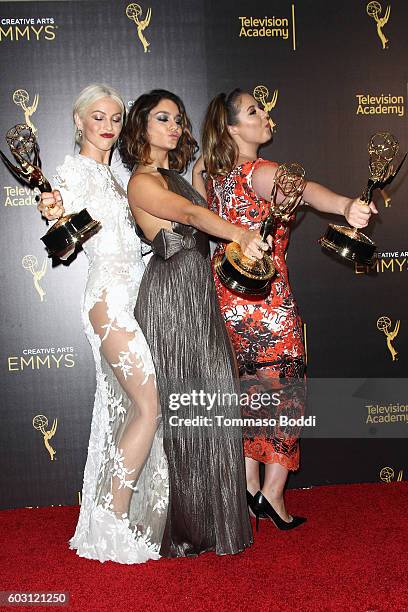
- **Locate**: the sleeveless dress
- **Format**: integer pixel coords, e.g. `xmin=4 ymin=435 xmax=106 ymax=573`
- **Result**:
xmin=134 ymin=168 xmax=253 ymax=557
xmin=207 ymin=159 xmax=305 ymax=471
xmin=54 ymin=154 xmax=168 ymax=563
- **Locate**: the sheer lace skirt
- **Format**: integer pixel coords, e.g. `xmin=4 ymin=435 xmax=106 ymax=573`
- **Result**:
xmin=69 ymin=282 xmax=169 ymax=564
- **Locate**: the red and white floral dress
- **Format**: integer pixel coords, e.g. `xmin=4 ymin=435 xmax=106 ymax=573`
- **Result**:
xmin=207 ymin=159 xmax=305 ymax=471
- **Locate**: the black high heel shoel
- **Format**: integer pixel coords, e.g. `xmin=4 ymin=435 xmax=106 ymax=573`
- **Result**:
xmin=253 ymin=491 xmax=306 ymax=531
xmin=246 ymin=490 xmax=267 ymax=519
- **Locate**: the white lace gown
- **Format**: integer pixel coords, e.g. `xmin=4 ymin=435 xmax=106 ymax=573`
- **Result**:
xmin=54 ymin=154 xmax=168 ymax=564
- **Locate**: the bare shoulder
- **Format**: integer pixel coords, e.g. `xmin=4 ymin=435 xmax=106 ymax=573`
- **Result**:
xmin=129 ymin=171 xmax=159 ymax=186
xmin=252 ymin=159 xmax=279 ymax=180
xmin=252 ymin=160 xmax=280 ymax=200
xmin=130 ymin=171 xmax=167 ymax=191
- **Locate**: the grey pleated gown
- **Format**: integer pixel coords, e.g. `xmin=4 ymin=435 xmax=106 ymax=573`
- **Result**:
xmin=134 ymin=168 xmax=253 ymax=558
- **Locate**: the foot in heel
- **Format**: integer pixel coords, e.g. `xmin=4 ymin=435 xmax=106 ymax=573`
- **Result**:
xmin=253 ymin=492 xmax=306 ymax=531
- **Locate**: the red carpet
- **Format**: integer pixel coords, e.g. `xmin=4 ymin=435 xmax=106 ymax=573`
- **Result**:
xmin=1 ymin=482 xmax=407 ymax=612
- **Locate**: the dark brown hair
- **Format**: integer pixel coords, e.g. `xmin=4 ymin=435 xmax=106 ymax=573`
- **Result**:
xmin=202 ymin=89 xmax=242 ymax=177
xmin=120 ymin=89 xmax=198 ymax=173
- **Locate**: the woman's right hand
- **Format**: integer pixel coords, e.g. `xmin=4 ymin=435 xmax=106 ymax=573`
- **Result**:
xmin=236 ymin=228 xmax=269 ymax=259
xmin=37 ymin=189 xmax=65 ymax=221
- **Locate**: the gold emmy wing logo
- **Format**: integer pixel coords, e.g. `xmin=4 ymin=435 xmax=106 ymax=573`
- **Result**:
xmin=22 ymin=255 xmax=47 ymax=302
xmin=377 ymin=316 xmax=400 ymax=361
xmin=380 ymin=466 xmax=403 ymax=482
xmin=126 ymin=3 xmax=151 ymax=53
xmin=12 ymin=89 xmax=39 ymax=135
xmin=366 ymin=1 xmax=390 ymax=49
xmin=253 ymin=85 xmax=278 ymax=132
xmin=33 ymin=414 xmax=57 ymax=461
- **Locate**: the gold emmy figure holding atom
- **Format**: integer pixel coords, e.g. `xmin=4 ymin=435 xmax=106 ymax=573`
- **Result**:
xmin=22 ymin=254 xmax=47 ymax=302
xmin=215 ymin=162 xmax=306 ymax=297
xmin=367 ymin=1 xmax=390 ymax=49
xmin=33 ymin=414 xmax=58 ymax=461
xmin=0 ymin=124 xmax=101 ymax=258
xmin=13 ymin=89 xmax=39 ymax=134
xmin=253 ymin=85 xmax=278 ymax=132
xmin=320 ymin=132 xmax=406 ymax=265
xmin=126 ymin=3 xmax=151 ymax=52
xmin=377 ymin=316 xmax=400 ymax=361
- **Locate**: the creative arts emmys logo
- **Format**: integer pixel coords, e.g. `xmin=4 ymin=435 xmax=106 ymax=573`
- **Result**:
xmin=8 ymin=346 xmax=75 ymax=372
xmin=0 ymin=17 xmax=57 ymax=42
xmin=22 ymin=254 xmax=47 ymax=302
xmin=253 ymin=85 xmax=278 ymax=132
xmin=379 ymin=466 xmax=403 ymax=482
xmin=355 ymin=250 xmax=408 ymax=275
xmin=376 ymin=316 xmax=400 ymax=361
xmin=126 ymin=3 xmax=151 ymax=53
xmin=33 ymin=414 xmax=57 ymax=461
xmin=366 ymin=1 xmax=390 ymax=49
xmin=13 ymin=89 xmax=39 ymax=135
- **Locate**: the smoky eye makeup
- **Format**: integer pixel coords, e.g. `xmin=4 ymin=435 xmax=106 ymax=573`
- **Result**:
xmin=155 ymin=113 xmax=169 ymax=122
xmin=154 ymin=113 xmax=183 ymax=126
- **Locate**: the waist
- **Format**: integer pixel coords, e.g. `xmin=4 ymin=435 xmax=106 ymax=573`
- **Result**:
xmin=151 ymin=227 xmax=209 ymax=260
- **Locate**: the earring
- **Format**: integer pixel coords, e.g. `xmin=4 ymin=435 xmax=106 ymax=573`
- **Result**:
xmin=78 ymin=129 xmax=83 ymax=138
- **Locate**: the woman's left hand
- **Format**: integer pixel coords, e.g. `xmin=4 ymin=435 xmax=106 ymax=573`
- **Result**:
xmin=344 ymin=198 xmax=378 ymax=229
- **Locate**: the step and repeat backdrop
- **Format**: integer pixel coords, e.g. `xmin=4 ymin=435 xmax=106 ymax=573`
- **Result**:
xmin=1 ymin=0 xmax=407 ymax=509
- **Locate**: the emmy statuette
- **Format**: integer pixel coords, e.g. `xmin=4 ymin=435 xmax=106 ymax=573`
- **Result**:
xmin=215 ymin=162 xmax=306 ymax=297
xmin=0 ymin=124 xmax=101 ymax=258
xmin=319 ymin=132 xmax=406 ymax=266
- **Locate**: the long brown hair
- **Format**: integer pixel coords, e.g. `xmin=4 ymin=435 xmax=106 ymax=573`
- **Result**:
xmin=120 ymin=89 xmax=198 ymax=173
xmin=202 ymin=89 xmax=242 ymax=177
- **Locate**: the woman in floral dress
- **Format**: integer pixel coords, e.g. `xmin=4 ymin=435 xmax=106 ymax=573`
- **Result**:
xmin=194 ymin=88 xmax=376 ymax=527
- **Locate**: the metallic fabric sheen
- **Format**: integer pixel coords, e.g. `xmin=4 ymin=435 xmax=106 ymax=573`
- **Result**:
xmin=134 ymin=168 xmax=253 ymax=557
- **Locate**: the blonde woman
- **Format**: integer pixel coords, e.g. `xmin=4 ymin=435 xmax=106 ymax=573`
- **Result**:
xmin=37 ymin=84 xmax=168 ymax=564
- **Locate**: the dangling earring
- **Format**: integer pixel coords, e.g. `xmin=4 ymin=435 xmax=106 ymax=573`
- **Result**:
xmin=78 ymin=129 xmax=83 ymax=138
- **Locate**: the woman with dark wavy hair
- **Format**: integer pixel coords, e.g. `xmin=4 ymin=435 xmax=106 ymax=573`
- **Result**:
xmin=120 ymin=89 xmax=267 ymax=558
xmin=194 ymin=89 xmax=377 ymax=531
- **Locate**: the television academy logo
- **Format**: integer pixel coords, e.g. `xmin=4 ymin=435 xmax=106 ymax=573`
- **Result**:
xmin=355 ymin=92 xmax=404 ymax=117
xmin=238 ymin=4 xmax=297 ymax=50
xmin=126 ymin=3 xmax=151 ymax=53
xmin=3 ymin=185 xmax=37 ymax=207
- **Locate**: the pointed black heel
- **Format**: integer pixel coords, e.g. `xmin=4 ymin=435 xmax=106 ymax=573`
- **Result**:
xmin=247 ymin=490 xmax=267 ymax=520
xmin=253 ymin=491 xmax=306 ymax=531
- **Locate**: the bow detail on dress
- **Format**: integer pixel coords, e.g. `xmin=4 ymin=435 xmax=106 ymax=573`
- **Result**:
xmin=151 ymin=228 xmax=209 ymax=260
